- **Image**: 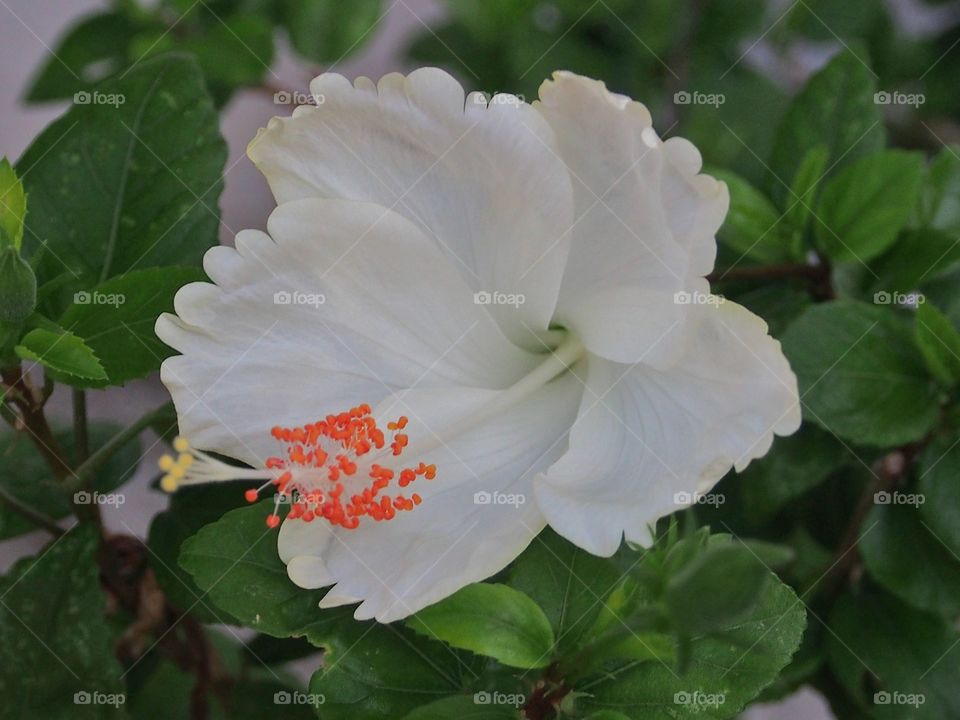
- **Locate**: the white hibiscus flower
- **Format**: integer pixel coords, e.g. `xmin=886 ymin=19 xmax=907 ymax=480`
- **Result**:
xmin=155 ymin=69 xmax=800 ymax=623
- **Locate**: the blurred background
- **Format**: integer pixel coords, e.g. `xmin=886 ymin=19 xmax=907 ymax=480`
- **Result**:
xmin=5 ymin=1 xmax=960 ymax=717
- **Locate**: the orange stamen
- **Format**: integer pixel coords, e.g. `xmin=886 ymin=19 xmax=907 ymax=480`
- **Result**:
xmin=255 ymin=405 xmax=434 ymax=530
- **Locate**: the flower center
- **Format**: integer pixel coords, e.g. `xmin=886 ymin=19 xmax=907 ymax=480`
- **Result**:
xmin=158 ymin=334 xmax=584 ymax=531
xmin=158 ymin=405 xmax=433 ymax=530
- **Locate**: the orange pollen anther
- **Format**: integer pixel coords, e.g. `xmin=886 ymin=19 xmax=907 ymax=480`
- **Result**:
xmin=249 ymin=405 xmax=435 ymax=530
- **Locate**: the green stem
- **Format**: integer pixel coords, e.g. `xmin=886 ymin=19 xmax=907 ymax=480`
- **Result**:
xmin=73 ymin=388 xmax=89 ymax=463
xmin=67 ymin=402 xmax=173 ymax=494
xmin=0 ymin=485 xmax=64 ymax=536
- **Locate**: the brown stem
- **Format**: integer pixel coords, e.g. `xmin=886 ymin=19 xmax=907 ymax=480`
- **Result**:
xmin=2 ymin=365 xmax=71 ymax=481
xmin=708 ymin=262 xmax=827 ymax=284
xmin=73 ymin=388 xmax=89 ymax=463
xmin=522 ymin=664 xmax=570 ymax=720
xmin=818 ymin=442 xmax=926 ymax=600
xmin=101 ymin=534 xmax=231 ymax=720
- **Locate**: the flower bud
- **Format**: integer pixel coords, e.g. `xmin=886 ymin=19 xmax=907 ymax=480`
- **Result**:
xmin=0 ymin=158 xmax=26 ymax=252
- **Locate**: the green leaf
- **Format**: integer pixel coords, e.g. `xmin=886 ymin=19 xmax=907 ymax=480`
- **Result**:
xmin=733 ymin=284 xmax=811 ymax=337
xmin=0 ymin=525 xmax=126 ymax=718
xmin=739 ymin=426 xmax=846 ymax=521
xmin=783 ymin=145 xmax=829 ymax=238
xmin=769 ymin=49 xmax=883 ymax=201
xmin=815 ymin=150 xmax=925 ymax=262
xmin=19 ymin=54 xmax=227 ymax=285
xmin=915 ymin=145 xmax=960 ymax=236
xmin=0 ymin=157 xmax=27 ymax=250
xmin=308 ymin=620 xmax=467 ymax=720
xmin=179 ymin=500 xmax=345 ymax=639
xmin=712 ymin=169 xmax=791 ymax=263
xmin=664 ymin=543 xmax=770 ymax=636
xmin=24 ymin=12 xmax=141 ymax=103
xmin=59 ymin=266 xmax=203 ymax=387
xmin=408 ymin=583 xmax=555 ymax=669
xmin=918 ymin=436 xmax=960 ymax=559
xmin=127 ymin=629 xmax=315 ymax=719
xmin=781 ymin=300 xmax=939 ymax=446
xmin=242 ymin=634 xmax=316 ymax=665
xmin=507 ymin=528 xmax=625 ymax=655
xmin=400 ymin=696 xmax=520 ymax=720
xmin=574 ymin=574 xmax=806 ymax=719
xmin=827 ymin=590 xmax=960 ymax=719
xmin=281 ymin=0 xmax=382 ymax=63
xmin=147 ymin=483 xmax=251 ymax=624
xmin=182 ymin=14 xmax=275 ymax=90
xmin=915 ymin=302 xmax=960 ymax=386
xmin=0 ymin=423 xmax=141 ymax=539
xmin=860 ymin=501 xmax=960 ymax=617
xmin=864 ymin=228 xmax=960 ymax=298
xmin=15 ymin=327 xmax=106 ymax=381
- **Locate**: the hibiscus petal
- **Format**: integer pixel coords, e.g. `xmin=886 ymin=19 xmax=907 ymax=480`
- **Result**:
xmin=156 ymin=198 xmax=537 ymax=467
xmin=535 ymin=301 xmax=800 ymax=556
xmin=536 ymin=71 xmax=729 ymax=366
xmin=281 ymin=374 xmax=582 ymax=623
xmin=247 ymin=68 xmax=576 ymax=350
